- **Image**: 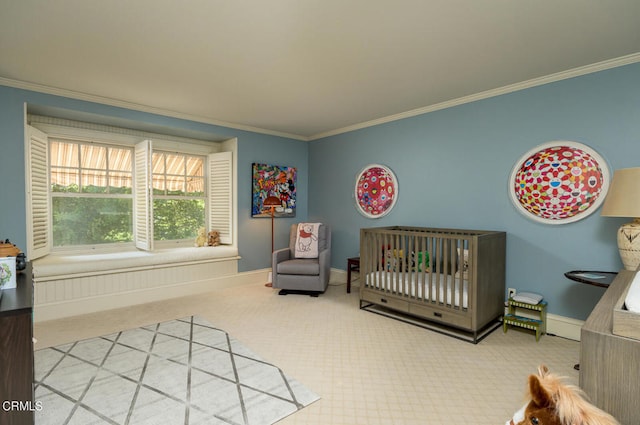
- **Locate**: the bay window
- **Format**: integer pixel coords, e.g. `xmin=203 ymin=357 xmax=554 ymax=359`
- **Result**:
xmin=25 ymin=118 xmax=234 ymax=260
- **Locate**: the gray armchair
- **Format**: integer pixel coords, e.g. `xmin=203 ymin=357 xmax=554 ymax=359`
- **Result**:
xmin=272 ymin=223 xmax=331 ymax=296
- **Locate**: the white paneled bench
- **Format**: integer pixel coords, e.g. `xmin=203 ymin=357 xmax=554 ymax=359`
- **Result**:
xmin=33 ymin=246 xmax=241 ymax=321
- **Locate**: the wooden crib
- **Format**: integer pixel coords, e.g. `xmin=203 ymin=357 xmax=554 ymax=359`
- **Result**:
xmin=359 ymin=226 xmax=506 ymax=343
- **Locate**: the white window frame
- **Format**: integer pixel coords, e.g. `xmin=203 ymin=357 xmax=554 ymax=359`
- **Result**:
xmin=150 ymin=149 xmax=208 ymax=244
xmin=25 ymin=119 xmax=235 ymax=260
xmin=48 ymin=138 xmax=135 ymax=250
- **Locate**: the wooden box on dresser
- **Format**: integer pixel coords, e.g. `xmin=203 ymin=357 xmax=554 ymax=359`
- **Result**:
xmin=0 ymin=264 xmax=34 ymax=425
xmin=580 ymin=268 xmax=640 ymax=425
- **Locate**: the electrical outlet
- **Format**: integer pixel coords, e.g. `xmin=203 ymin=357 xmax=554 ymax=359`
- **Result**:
xmin=508 ymin=288 xmax=516 ymax=299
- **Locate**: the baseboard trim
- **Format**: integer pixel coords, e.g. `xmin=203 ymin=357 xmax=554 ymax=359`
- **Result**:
xmin=546 ymin=313 xmax=584 ymax=341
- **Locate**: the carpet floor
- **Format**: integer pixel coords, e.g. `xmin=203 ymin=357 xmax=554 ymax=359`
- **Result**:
xmin=34 ymin=316 xmax=319 ymax=425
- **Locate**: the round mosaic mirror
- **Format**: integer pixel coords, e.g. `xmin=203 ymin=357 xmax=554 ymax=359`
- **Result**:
xmin=509 ymin=141 xmax=610 ymax=224
xmin=354 ymin=164 xmax=398 ymax=218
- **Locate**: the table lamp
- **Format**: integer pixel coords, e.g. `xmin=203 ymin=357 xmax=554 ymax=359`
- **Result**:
xmin=263 ymin=195 xmax=281 ymax=287
xmin=601 ymin=167 xmax=640 ymax=271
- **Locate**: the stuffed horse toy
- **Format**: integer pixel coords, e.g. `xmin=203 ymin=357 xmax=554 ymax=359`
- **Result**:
xmin=507 ymin=365 xmax=620 ymax=425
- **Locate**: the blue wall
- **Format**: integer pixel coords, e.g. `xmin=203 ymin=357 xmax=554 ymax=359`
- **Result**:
xmin=237 ymin=136 xmax=308 ymax=270
xmin=2 ymin=62 xmax=638 ymax=320
xmin=309 ymin=62 xmax=640 ymax=320
xmin=0 ymin=86 xmax=308 ymax=273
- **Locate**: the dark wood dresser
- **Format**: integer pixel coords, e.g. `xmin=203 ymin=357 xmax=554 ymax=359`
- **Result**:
xmin=580 ymin=268 xmax=640 ymax=425
xmin=0 ymin=264 xmax=34 ymax=425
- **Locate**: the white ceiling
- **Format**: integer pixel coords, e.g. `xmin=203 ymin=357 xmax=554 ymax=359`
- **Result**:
xmin=1 ymin=1 xmax=639 ymax=140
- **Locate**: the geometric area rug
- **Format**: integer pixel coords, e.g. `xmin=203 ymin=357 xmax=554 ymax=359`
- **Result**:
xmin=34 ymin=316 xmax=320 ymax=425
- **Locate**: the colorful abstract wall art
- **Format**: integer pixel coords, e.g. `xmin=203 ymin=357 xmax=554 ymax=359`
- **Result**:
xmin=355 ymin=164 xmax=398 ymax=218
xmin=251 ymin=163 xmax=297 ymax=218
xmin=509 ymin=141 xmax=610 ymax=224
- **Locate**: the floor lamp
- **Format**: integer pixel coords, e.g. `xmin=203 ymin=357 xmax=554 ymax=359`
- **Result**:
xmin=263 ymin=195 xmax=282 ymax=287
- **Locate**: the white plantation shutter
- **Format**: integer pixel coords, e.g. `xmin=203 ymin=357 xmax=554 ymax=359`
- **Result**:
xmin=134 ymin=140 xmax=153 ymax=251
xmin=25 ymin=125 xmax=51 ymax=260
xmin=208 ymin=151 xmax=233 ymax=244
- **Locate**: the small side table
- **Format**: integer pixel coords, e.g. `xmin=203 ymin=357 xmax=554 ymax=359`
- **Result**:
xmin=564 ymin=270 xmax=617 ymax=288
xmin=347 ymin=257 xmax=360 ymax=294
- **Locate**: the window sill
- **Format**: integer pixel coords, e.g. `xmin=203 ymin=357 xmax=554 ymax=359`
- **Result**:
xmin=33 ymin=246 xmax=239 ymax=280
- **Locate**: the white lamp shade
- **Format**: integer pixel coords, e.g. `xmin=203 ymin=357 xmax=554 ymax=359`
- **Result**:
xmin=601 ymin=167 xmax=640 ymax=217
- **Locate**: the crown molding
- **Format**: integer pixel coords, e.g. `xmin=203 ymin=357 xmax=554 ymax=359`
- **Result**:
xmin=3 ymin=52 xmax=639 ymax=143
xmin=308 ymin=52 xmax=640 ymax=140
xmin=0 ymin=77 xmax=308 ymax=141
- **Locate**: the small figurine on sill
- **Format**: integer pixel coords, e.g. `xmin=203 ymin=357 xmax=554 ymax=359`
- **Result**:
xmin=208 ymin=230 xmax=221 ymax=246
xmin=195 ymin=227 xmax=208 ymax=247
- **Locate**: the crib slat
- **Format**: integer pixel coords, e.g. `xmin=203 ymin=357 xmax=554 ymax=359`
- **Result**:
xmin=427 ymin=235 xmax=434 ymax=303
xmin=436 ymin=236 xmax=443 ymax=305
xmin=453 ymin=238 xmax=458 ymax=305
xmin=394 ymin=233 xmax=401 ymax=295
xmin=383 ymin=232 xmax=389 ymax=293
xmin=415 ymin=234 xmax=422 ymax=300
xmin=456 ymin=238 xmax=463 ymax=310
